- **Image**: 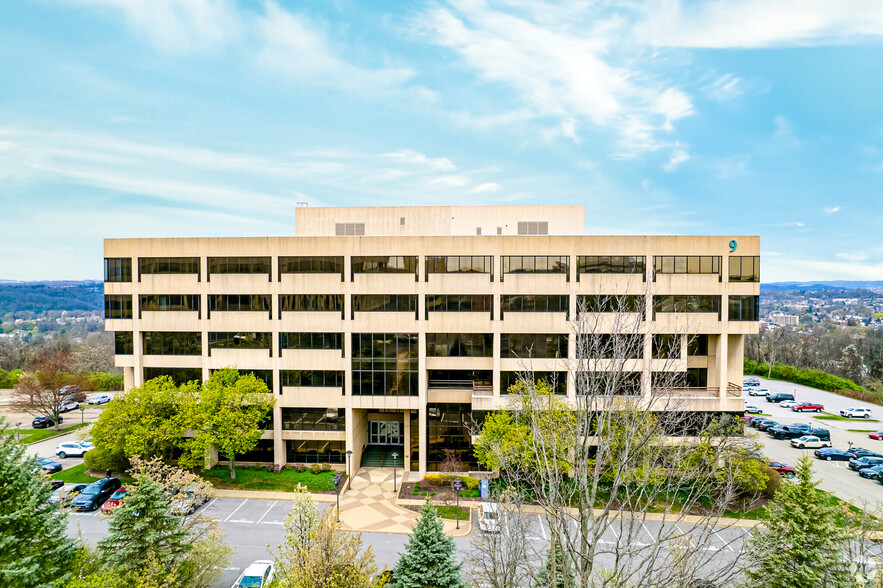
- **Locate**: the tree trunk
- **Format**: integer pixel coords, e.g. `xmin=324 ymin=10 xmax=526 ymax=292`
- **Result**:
xmin=228 ymin=456 xmax=236 ymax=480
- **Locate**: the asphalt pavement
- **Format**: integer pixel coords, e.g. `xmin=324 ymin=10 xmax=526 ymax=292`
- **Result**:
xmin=746 ymin=376 xmax=883 ymax=507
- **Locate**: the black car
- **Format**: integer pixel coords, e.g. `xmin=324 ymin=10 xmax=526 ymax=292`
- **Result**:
xmin=746 ymin=416 xmax=767 ymax=428
xmin=70 ymin=478 xmax=122 ymax=512
xmin=32 ymin=415 xmax=63 ymax=429
xmin=768 ymin=425 xmax=808 ymax=440
xmin=36 ymin=457 xmax=63 ymax=474
xmin=846 ymin=448 xmax=883 ymax=459
xmin=814 ymin=448 xmax=851 ymax=461
xmin=848 ymin=456 xmax=883 ymax=472
xmin=756 ymin=420 xmax=779 ymax=432
xmin=858 ymin=465 xmax=883 ymax=480
xmin=767 ymin=393 xmax=795 ymax=403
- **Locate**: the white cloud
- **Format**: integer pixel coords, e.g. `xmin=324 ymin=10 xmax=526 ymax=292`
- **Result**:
xmin=380 ymin=150 xmax=456 ymax=172
xmin=64 ymin=0 xmax=242 ymax=52
xmin=824 ymin=206 xmax=841 ymax=213
xmin=634 ymin=0 xmax=883 ymax=49
xmin=663 ymin=148 xmax=690 ymax=172
xmin=765 ymin=254 xmax=883 ymax=282
xmin=702 ymin=74 xmax=745 ymax=101
xmin=469 ymin=182 xmax=500 ymax=194
xmin=418 ymin=1 xmax=694 ymax=155
xmin=836 ymin=252 xmax=867 ymax=262
xmin=256 ymin=2 xmax=414 ymax=91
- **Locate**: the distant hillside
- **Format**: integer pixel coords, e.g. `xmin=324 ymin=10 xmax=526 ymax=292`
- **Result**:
xmin=0 ymin=281 xmax=104 ymax=315
xmin=762 ymin=281 xmax=883 ymax=291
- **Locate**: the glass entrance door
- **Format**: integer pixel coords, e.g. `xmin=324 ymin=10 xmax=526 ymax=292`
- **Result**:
xmin=369 ymin=421 xmax=402 ymax=445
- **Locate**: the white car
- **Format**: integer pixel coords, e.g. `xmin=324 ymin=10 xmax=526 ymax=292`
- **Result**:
xmin=232 ymin=560 xmax=274 ymax=588
xmin=87 ymin=394 xmax=112 ymax=405
xmin=56 ymin=442 xmax=90 ymax=458
xmin=477 ymin=502 xmax=500 ymax=533
xmin=745 ymin=404 xmax=763 ymax=414
xmin=748 ymin=388 xmax=769 ymax=397
xmin=779 ymin=400 xmax=799 ymax=410
xmin=58 ymin=401 xmax=79 ymax=413
xmin=840 ymin=407 xmax=873 ymax=419
xmin=790 ymin=435 xmax=831 ymax=450
xmin=743 ymin=378 xmax=760 ymax=387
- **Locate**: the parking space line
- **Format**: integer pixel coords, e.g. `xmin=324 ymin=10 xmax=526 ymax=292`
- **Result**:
xmin=224 ymin=500 xmax=248 ymax=523
xmin=205 ymin=498 xmax=219 ymax=510
xmin=537 ymin=515 xmax=547 ymax=540
xmin=256 ymin=501 xmax=278 ymax=525
xmin=642 ymin=523 xmax=655 ymax=544
xmin=714 ymin=530 xmax=734 ymax=552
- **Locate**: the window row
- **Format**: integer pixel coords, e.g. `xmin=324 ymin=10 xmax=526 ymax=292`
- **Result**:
xmin=279 ymin=332 xmax=343 ymax=354
xmin=426 ymin=333 xmax=493 ymax=357
xmin=140 ymin=294 xmax=200 ymax=316
xmin=107 ymin=253 xmax=756 ymax=283
xmin=425 ymin=294 xmax=492 ymax=315
xmin=501 ymin=333 xmax=569 ymax=358
xmin=280 ymin=370 xmax=344 ymax=388
xmin=281 ymin=408 xmax=345 ymax=432
xmin=208 ymin=332 xmax=272 ymax=355
xmin=500 ymin=294 xmax=568 ymax=315
xmin=653 ymin=295 xmax=721 ymax=316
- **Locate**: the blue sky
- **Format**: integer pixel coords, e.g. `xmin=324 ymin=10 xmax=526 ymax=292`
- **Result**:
xmin=1 ymin=0 xmax=882 ymax=282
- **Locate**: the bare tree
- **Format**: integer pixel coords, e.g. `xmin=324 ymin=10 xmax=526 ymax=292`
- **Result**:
xmin=10 ymin=352 xmax=82 ymax=429
xmin=474 ymin=288 xmax=759 ymax=587
xmin=465 ymin=491 xmax=533 ymax=588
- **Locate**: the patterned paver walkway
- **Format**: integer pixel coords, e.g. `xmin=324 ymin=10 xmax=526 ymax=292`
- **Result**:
xmin=338 ymin=468 xmax=469 ymax=536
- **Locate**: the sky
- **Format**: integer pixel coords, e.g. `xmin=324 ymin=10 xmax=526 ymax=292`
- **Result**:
xmin=1 ymin=0 xmax=882 ymax=282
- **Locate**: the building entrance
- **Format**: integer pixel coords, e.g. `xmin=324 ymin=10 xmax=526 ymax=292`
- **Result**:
xmin=369 ymin=421 xmax=402 ymax=445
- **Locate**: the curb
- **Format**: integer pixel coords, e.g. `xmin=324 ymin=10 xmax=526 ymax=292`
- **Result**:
xmin=212 ymin=488 xmax=336 ymax=503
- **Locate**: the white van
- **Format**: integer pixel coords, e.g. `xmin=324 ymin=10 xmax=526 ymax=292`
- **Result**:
xmin=477 ymin=502 xmax=500 ymax=533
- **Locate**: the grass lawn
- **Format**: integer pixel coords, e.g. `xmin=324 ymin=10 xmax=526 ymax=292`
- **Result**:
xmin=14 ymin=423 xmax=90 ymax=444
xmin=816 ymin=412 xmax=880 ymax=422
xmin=848 ymin=429 xmax=880 ymax=433
xmin=49 ymin=464 xmax=134 ymax=484
xmin=202 ymin=465 xmax=338 ymax=493
xmin=436 ymin=505 xmax=471 ymax=521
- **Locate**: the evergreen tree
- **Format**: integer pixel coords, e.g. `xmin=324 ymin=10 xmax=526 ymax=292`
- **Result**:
xmin=98 ymin=475 xmax=190 ymax=574
xmin=534 ymin=539 xmax=574 ymax=588
xmin=391 ymin=500 xmax=466 ymax=588
xmin=742 ymin=455 xmax=852 ymax=588
xmin=0 ymin=417 xmax=77 ymax=587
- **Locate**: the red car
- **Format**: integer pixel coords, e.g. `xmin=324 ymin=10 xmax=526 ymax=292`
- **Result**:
xmin=100 ymin=486 xmax=131 ymax=514
xmin=767 ymin=460 xmax=796 ymax=478
xmin=792 ymin=402 xmax=823 ymax=413
xmin=869 ymin=431 xmax=883 ymax=441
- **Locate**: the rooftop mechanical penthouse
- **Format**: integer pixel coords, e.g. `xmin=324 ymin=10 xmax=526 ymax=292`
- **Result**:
xmin=104 ymin=205 xmax=759 ymax=475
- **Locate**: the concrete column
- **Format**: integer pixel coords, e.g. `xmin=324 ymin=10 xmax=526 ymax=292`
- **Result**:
xmin=718 ymin=333 xmax=729 ymax=404
xmin=403 ymin=409 xmax=411 ymax=473
xmin=418 ymin=407 xmax=427 ymax=476
xmin=273 ymin=403 xmax=284 ymax=466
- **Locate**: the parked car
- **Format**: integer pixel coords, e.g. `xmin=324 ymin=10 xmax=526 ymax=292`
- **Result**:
xmin=792 ymin=402 xmax=824 ymax=413
xmin=60 ymin=385 xmax=86 ymax=403
xmin=840 ymin=407 xmax=874 ymax=419
xmin=56 ymin=442 xmax=90 ymax=459
xmin=744 ymin=377 xmax=760 ymax=387
xmin=848 ymin=456 xmax=883 ymax=472
xmin=101 ymin=487 xmax=131 ymax=514
xmin=748 ymin=388 xmax=770 ymax=397
xmin=36 ymin=457 xmax=63 ymax=474
xmin=49 ymin=483 xmax=88 ymax=507
xmin=57 ymin=401 xmax=79 ymax=413
xmin=477 ymin=502 xmax=500 ymax=533
xmin=767 ymin=461 xmax=795 ymax=478
xmin=846 ymin=448 xmax=883 ymax=459
xmin=768 ymin=425 xmax=825 ymax=441
xmin=70 ymin=478 xmax=121 ymax=512
xmin=745 ymin=416 xmax=765 ymax=428
xmin=88 ymin=394 xmax=112 ymax=405
xmin=32 ymin=415 xmax=62 ymax=429
xmin=168 ymin=486 xmax=209 ymax=516
xmin=814 ymin=448 xmax=852 ymax=461
xmin=868 ymin=431 xmax=883 ymax=441
xmin=232 ymin=560 xmax=275 ymax=588
xmin=756 ymin=420 xmax=780 ymax=432
xmin=767 ymin=393 xmax=795 ymax=403
xmin=858 ymin=465 xmax=883 ymax=480
xmin=790 ymin=435 xmax=831 ymax=449
xmin=744 ymin=404 xmax=762 ymax=414
xmin=779 ymin=400 xmax=799 ymax=410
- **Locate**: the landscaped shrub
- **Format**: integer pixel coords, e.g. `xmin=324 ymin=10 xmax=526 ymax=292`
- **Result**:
xmin=82 ymin=371 xmax=125 ymax=392
xmin=762 ymin=467 xmax=782 ymax=499
xmin=310 ymin=464 xmax=321 ymax=475
xmin=421 ymin=474 xmax=480 ymax=490
xmin=83 ymin=446 xmax=130 ymax=474
xmin=266 ymin=463 xmax=282 ymax=474
xmin=320 ymin=463 xmax=333 ymax=473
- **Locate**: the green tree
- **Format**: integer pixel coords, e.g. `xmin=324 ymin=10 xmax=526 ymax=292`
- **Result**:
xmin=390 ymin=500 xmax=465 ymax=588
xmin=90 ymin=376 xmax=188 ymax=470
xmin=742 ymin=456 xmax=852 ymax=588
xmin=178 ymin=369 xmax=275 ymax=479
xmin=533 ymin=539 xmax=574 ymax=588
xmin=98 ymin=475 xmax=191 ymax=574
xmin=0 ymin=417 xmax=77 ymax=587
xmin=274 ymin=484 xmax=322 ymax=577
xmin=10 ymin=352 xmax=82 ymax=430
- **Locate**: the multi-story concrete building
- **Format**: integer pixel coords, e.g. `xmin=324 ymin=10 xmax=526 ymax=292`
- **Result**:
xmin=103 ymin=205 xmax=759 ymax=475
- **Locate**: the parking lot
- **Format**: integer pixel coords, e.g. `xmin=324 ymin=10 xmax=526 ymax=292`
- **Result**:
xmin=745 ymin=376 xmax=883 ymax=506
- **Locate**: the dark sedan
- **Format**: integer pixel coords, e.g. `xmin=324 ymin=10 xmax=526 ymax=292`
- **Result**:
xmin=757 ymin=420 xmax=779 ymax=432
xmin=36 ymin=457 xmax=62 ymax=474
xmin=814 ymin=448 xmax=852 ymax=461
xmin=48 ymin=483 xmax=88 ymax=507
xmin=858 ymin=465 xmax=883 ymax=480
xmin=32 ymin=415 xmax=63 ymax=429
xmin=846 ymin=448 xmax=883 ymax=459
xmin=70 ymin=478 xmax=122 ymax=512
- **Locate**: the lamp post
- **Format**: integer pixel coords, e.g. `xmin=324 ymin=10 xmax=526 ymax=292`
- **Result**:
xmin=333 ymin=472 xmax=343 ymax=522
xmin=345 ymin=449 xmax=353 ymax=491
xmin=391 ymin=452 xmax=399 ymax=494
xmin=453 ymin=478 xmax=463 ymax=530
xmin=16 ymin=422 xmax=21 ymax=442
xmin=79 ymin=406 xmax=85 ymax=425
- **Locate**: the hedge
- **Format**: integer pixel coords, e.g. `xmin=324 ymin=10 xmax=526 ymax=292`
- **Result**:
xmin=744 ymin=359 xmax=882 ymax=405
